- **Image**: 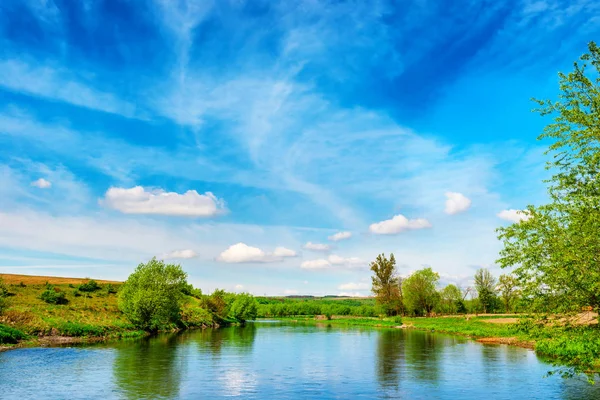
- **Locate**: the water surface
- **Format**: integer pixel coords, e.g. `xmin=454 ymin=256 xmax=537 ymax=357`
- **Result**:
xmin=0 ymin=321 xmax=598 ymax=399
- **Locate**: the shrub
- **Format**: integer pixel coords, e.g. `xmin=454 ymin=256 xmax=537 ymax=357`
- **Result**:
xmin=0 ymin=278 xmax=9 ymax=297
xmin=79 ymin=280 xmax=100 ymax=292
xmin=106 ymin=284 xmax=118 ymax=294
xmin=0 ymin=324 xmax=28 ymax=344
xmin=181 ymin=307 xmax=213 ymax=327
xmin=118 ymin=258 xmax=188 ymax=331
xmin=392 ymin=315 xmax=403 ymax=324
xmin=40 ymin=288 xmax=67 ymax=305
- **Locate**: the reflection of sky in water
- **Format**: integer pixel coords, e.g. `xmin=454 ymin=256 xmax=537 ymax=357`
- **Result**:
xmin=1 ymin=324 xmax=600 ymax=399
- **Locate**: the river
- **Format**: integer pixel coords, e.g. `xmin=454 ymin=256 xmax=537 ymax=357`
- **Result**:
xmin=0 ymin=321 xmax=598 ymax=399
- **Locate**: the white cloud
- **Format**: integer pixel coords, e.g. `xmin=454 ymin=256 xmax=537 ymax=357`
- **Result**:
xmin=303 ymin=241 xmax=331 ymax=251
xmin=301 ymin=255 xmax=365 ymax=270
xmin=444 ymin=192 xmax=471 ymax=215
xmin=161 ymin=249 xmax=198 ymax=259
xmin=31 ymin=178 xmax=51 ymax=189
xmin=328 ymin=231 xmax=352 ymax=241
xmin=284 ymin=289 xmax=298 ymax=295
xmin=338 ymin=282 xmax=370 ymax=290
xmin=273 ymin=247 xmax=297 ymax=257
xmin=217 ymin=243 xmax=297 ymax=263
xmin=338 ymin=292 xmax=365 ymax=297
xmin=300 ymin=259 xmax=331 ymax=269
xmin=102 ymin=186 xmax=226 ymax=217
xmin=235 ymin=284 xmax=244 ymax=290
xmin=369 ymin=214 xmax=432 ymax=235
xmin=497 ymin=209 xmax=531 ymax=223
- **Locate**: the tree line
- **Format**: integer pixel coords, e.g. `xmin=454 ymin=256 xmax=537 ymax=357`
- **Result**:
xmin=370 ymin=254 xmax=520 ymax=316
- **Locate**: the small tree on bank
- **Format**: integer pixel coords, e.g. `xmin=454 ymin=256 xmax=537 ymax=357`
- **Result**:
xmin=229 ymin=293 xmax=258 ymax=323
xmin=402 ymin=268 xmax=440 ymax=316
xmin=474 ymin=268 xmax=497 ymax=314
xmin=118 ymin=258 xmax=188 ymax=331
xmin=370 ymin=253 xmax=403 ymax=316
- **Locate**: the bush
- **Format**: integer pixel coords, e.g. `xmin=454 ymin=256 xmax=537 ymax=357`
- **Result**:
xmin=40 ymin=288 xmax=67 ymax=305
xmin=106 ymin=284 xmax=118 ymax=294
xmin=392 ymin=315 xmax=403 ymax=324
xmin=229 ymin=293 xmax=258 ymax=323
xmin=118 ymin=258 xmax=188 ymax=331
xmin=181 ymin=307 xmax=213 ymax=327
xmin=79 ymin=280 xmax=100 ymax=292
xmin=0 ymin=324 xmax=28 ymax=344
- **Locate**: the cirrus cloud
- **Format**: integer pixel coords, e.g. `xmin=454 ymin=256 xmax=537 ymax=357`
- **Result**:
xmin=102 ymin=186 xmax=226 ymax=217
xmin=444 ymin=192 xmax=471 ymax=215
xmin=369 ymin=214 xmax=431 ymax=235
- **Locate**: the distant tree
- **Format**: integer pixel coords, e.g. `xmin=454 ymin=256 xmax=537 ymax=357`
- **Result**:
xmin=402 ymin=268 xmax=440 ymax=316
xmin=370 ymin=253 xmax=402 ymax=316
xmin=229 ymin=293 xmax=258 ymax=323
xmin=497 ymin=42 xmax=600 ymax=316
xmin=118 ymin=258 xmax=188 ymax=331
xmin=497 ymin=274 xmax=520 ymax=313
xmin=438 ymin=284 xmax=462 ymax=315
xmin=474 ymin=268 xmax=497 ymax=314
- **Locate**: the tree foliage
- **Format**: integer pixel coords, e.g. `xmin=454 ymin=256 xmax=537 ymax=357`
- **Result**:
xmin=497 ymin=274 xmax=519 ymax=313
xmin=497 ymin=42 xmax=600 ymax=314
xmin=474 ymin=268 xmax=497 ymax=313
xmin=118 ymin=258 xmax=188 ymax=331
xmin=370 ymin=253 xmax=402 ymax=316
xmin=229 ymin=293 xmax=258 ymax=323
xmin=438 ymin=284 xmax=463 ymax=315
xmin=402 ymin=267 xmax=439 ymax=316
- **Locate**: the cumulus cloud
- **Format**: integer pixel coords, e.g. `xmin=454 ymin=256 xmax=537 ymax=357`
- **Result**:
xmin=338 ymin=282 xmax=370 ymax=290
xmin=273 ymin=247 xmax=297 ymax=257
xmin=338 ymin=292 xmax=365 ymax=297
xmin=497 ymin=209 xmax=531 ymax=223
xmin=31 ymin=178 xmax=51 ymax=188
xmin=303 ymin=242 xmax=331 ymax=251
xmin=161 ymin=249 xmax=198 ymax=259
xmin=328 ymin=231 xmax=352 ymax=241
xmin=235 ymin=284 xmax=244 ymax=290
xmin=444 ymin=192 xmax=471 ymax=215
xmin=301 ymin=255 xmax=365 ymax=270
xmin=217 ymin=242 xmax=297 ymax=263
xmin=369 ymin=214 xmax=431 ymax=235
xmin=102 ymin=186 xmax=225 ymax=217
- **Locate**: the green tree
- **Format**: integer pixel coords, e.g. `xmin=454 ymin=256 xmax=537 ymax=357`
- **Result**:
xmin=438 ymin=284 xmax=462 ymax=315
xmin=229 ymin=293 xmax=258 ymax=323
xmin=497 ymin=42 xmax=600 ymax=315
xmin=497 ymin=274 xmax=519 ymax=313
xmin=0 ymin=278 xmax=8 ymax=313
xmin=474 ymin=268 xmax=497 ymax=314
xmin=370 ymin=253 xmax=402 ymax=316
xmin=402 ymin=268 xmax=440 ymax=316
xmin=118 ymin=258 xmax=188 ymax=331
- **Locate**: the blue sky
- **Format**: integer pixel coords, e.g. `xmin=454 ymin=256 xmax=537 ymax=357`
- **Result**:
xmin=0 ymin=0 xmax=598 ymax=295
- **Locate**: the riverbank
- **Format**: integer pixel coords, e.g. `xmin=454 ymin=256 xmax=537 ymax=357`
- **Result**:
xmin=0 ymin=274 xmax=219 ymax=351
xmin=286 ymin=315 xmax=600 ymax=378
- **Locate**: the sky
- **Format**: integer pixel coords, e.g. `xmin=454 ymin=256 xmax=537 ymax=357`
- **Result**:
xmin=0 ymin=0 xmax=598 ymax=296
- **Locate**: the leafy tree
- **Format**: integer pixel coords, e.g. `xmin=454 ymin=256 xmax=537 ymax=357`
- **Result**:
xmin=402 ymin=268 xmax=440 ymax=316
xmin=497 ymin=42 xmax=600 ymax=315
xmin=229 ymin=293 xmax=258 ymax=323
xmin=497 ymin=274 xmax=520 ymax=313
xmin=474 ymin=268 xmax=497 ymax=314
xmin=370 ymin=253 xmax=402 ymax=316
xmin=438 ymin=284 xmax=462 ymax=315
xmin=118 ymin=258 xmax=188 ymax=331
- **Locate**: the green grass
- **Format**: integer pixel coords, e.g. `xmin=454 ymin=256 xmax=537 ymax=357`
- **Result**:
xmin=0 ymin=324 xmax=28 ymax=344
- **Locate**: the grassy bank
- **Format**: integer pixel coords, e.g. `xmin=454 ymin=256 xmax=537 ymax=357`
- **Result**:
xmin=287 ymin=314 xmax=600 ymax=379
xmin=0 ymin=274 xmax=216 ymax=350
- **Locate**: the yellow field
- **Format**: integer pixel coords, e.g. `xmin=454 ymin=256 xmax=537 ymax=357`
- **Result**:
xmin=0 ymin=273 xmax=120 ymax=285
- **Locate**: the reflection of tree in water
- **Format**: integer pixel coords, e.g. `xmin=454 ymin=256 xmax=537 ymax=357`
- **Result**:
xmin=194 ymin=324 xmax=257 ymax=357
xmin=403 ymin=331 xmax=442 ymax=382
xmin=113 ymin=333 xmax=185 ymax=399
xmin=376 ymin=329 xmax=405 ymax=389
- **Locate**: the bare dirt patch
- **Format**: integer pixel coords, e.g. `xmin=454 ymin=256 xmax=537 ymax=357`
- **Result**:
xmin=477 ymin=337 xmax=535 ymax=349
xmin=482 ymin=318 xmax=519 ymax=324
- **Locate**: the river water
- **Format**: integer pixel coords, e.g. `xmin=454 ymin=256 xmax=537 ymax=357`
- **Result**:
xmin=0 ymin=321 xmax=598 ymax=399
